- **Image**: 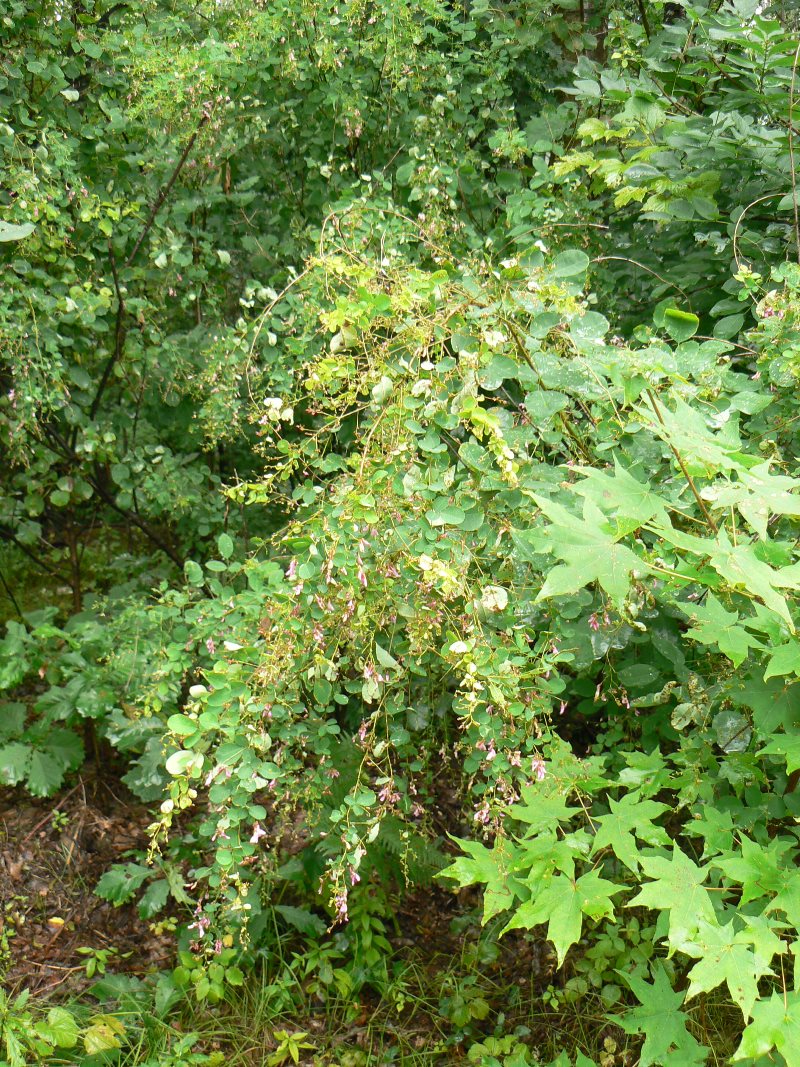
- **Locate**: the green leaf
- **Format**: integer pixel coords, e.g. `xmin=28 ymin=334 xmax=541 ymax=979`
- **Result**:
xmin=0 ymin=742 xmax=30 ymax=785
xmin=165 ymin=749 xmax=204 ymax=776
xmin=503 ymin=869 xmax=623 ymax=966
xmin=167 ymin=713 xmax=200 ymax=737
xmin=759 ymin=728 xmax=800 ymax=774
xmin=619 ymin=964 xmax=709 ymax=1066
xmin=425 ymin=503 xmax=466 ymax=527
xmin=274 ymin=904 xmax=327 ymax=936
xmin=764 ymin=641 xmax=800 ymax=681
xmin=184 ymin=560 xmax=204 ymax=585
xmin=714 ymin=835 xmax=794 ymax=905
xmin=573 ymin=458 xmax=669 ymax=529
xmin=662 ymin=308 xmax=699 ymax=342
xmin=510 ymin=785 xmax=580 ymax=834
xmin=217 ymin=532 xmax=234 ymax=559
xmin=38 ymin=1007 xmax=79 ymax=1048
xmin=678 ymin=917 xmax=779 ymax=1020
xmin=83 ymin=1016 xmax=125 ymax=1055
xmin=591 ymin=793 xmax=670 ymax=872
xmin=441 ymin=837 xmax=519 ymax=923
xmin=138 ymin=878 xmax=170 ymax=918
xmin=0 ymin=221 xmax=35 ymax=242
xmin=733 ymin=990 xmax=800 ymax=1061
xmin=551 ymin=249 xmax=590 ymax=277
xmin=374 ymin=641 xmax=400 ymax=671
xmin=27 ymin=748 xmax=67 ymax=796
xmin=95 ymin=862 xmax=151 ymax=905
xmin=685 ymin=595 xmax=763 ymax=668
xmin=628 ymin=846 xmax=715 ymax=946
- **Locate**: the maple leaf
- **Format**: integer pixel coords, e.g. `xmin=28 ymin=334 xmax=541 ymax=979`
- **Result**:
xmin=628 ymin=846 xmax=715 ymax=946
xmin=637 ymin=396 xmax=742 ymax=477
xmin=759 ymin=727 xmax=800 ymax=775
xmin=572 ymin=457 xmax=670 ymax=530
xmin=733 ymin=990 xmax=800 ymax=1062
xmin=503 ymin=868 xmax=623 ymax=965
xmin=729 ymin=673 xmax=799 ymax=736
xmin=441 ymin=836 xmax=521 ymax=923
xmin=683 ymin=808 xmax=735 ymax=858
xmin=708 ymin=461 xmax=800 ymax=540
xmin=590 ymin=793 xmax=670 ymax=872
xmin=713 ymin=834 xmax=795 ymax=905
xmin=677 ymin=917 xmax=780 ymax=1020
xmin=765 ymin=867 xmax=800 ymax=928
xmin=618 ymin=963 xmax=709 ymax=1066
xmin=685 ymin=594 xmax=764 ymax=667
xmin=706 ymin=532 xmax=797 ymax=632
xmin=531 ymin=495 xmax=648 ymax=605
xmin=509 ymin=784 xmax=580 ymax=836
xmin=764 ymin=639 xmax=800 ymax=681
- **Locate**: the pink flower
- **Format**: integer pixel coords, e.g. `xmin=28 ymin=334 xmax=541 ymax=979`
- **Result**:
xmin=286 ymin=559 xmax=297 ymax=579
xmin=588 ymin=614 xmax=599 ymax=632
xmin=531 ymin=757 xmax=546 ymax=782
xmin=206 ymin=637 xmax=216 ymax=655
xmin=349 ymin=866 xmax=360 ymax=886
xmin=249 ymin=823 xmax=268 ymax=845
xmin=334 ymin=889 xmax=349 ymax=922
xmin=188 ymin=913 xmax=211 ymax=936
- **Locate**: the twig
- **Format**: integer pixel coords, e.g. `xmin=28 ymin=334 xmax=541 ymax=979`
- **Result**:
xmin=124 ymin=109 xmax=210 ymax=269
xmin=90 ymin=243 xmax=126 ymax=420
xmin=0 ymin=563 xmax=22 ymax=617
xmin=636 ymin=0 xmax=651 ymax=40
xmin=593 ymin=255 xmax=692 ymax=308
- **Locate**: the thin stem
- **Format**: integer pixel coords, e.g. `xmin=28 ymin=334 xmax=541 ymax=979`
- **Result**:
xmin=788 ymin=39 xmax=800 ymax=263
xmin=646 ymin=389 xmax=718 ymax=533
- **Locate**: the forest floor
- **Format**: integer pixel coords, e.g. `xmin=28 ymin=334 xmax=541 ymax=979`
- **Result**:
xmin=0 ymin=775 xmax=169 ymax=998
xmin=0 ymin=772 xmax=721 ymax=1065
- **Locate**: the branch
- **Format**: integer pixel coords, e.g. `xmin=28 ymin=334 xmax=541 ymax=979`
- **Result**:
xmin=90 ymin=242 xmax=127 ymax=420
xmin=124 ymin=109 xmax=211 ymax=270
xmin=42 ymin=427 xmax=185 ymax=568
xmin=636 ymin=0 xmax=652 ymax=40
xmin=0 ymin=525 xmax=71 ymax=582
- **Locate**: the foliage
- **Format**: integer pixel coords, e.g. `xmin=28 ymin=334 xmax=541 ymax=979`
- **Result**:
xmin=5 ymin=0 xmax=800 ymax=1064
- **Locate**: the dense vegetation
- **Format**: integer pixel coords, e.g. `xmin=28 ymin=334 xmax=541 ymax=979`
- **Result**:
xmin=3 ymin=0 xmax=800 ymax=1062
